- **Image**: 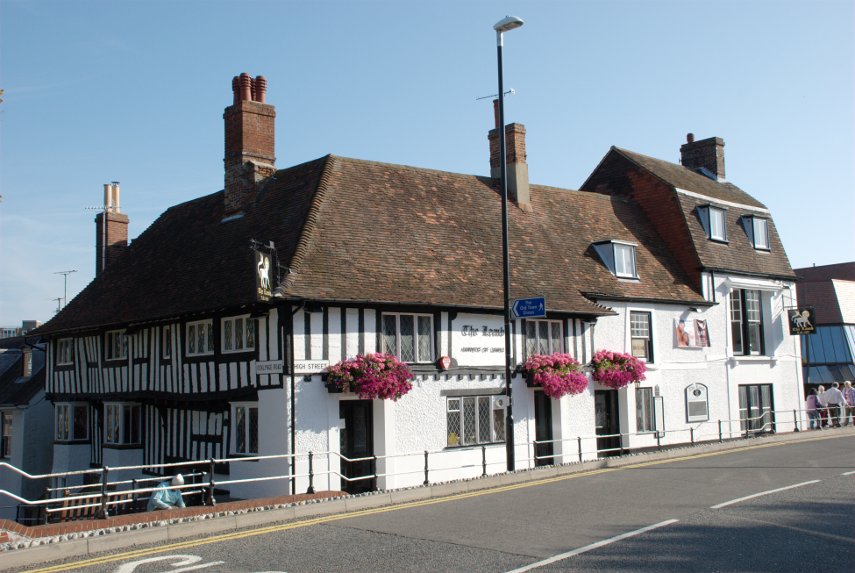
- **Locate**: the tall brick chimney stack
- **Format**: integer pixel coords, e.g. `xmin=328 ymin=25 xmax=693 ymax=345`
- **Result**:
xmin=223 ymin=73 xmax=276 ymax=217
xmin=95 ymin=182 xmax=129 ymax=276
xmin=488 ymin=99 xmax=530 ymax=209
xmin=680 ymin=133 xmax=725 ymax=181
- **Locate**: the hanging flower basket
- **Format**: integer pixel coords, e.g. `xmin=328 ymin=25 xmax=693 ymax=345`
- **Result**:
xmin=325 ymin=353 xmax=414 ymax=400
xmin=591 ymin=350 xmax=646 ymax=389
xmin=522 ymin=353 xmax=589 ymax=399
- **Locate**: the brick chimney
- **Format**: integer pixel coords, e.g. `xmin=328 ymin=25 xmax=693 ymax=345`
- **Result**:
xmin=223 ymin=73 xmax=276 ymax=217
xmin=680 ymin=133 xmax=725 ymax=181
xmin=95 ymin=182 xmax=128 ymax=276
xmin=488 ymin=100 xmax=530 ymax=208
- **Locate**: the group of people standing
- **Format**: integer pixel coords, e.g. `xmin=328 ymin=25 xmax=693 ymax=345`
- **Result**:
xmin=806 ymin=381 xmax=855 ymax=429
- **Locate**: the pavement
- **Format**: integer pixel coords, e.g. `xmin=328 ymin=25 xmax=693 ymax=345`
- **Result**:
xmin=2 ymin=425 xmax=853 ymax=572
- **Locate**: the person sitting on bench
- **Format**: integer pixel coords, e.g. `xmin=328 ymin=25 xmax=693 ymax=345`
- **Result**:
xmin=147 ymin=474 xmax=186 ymax=511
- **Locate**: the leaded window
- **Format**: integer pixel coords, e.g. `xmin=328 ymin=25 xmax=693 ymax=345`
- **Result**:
xmin=187 ymin=320 xmax=214 ymax=356
xmin=525 ymin=319 xmax=563 ymax=357
xmin=234 ymin=404 xmax=259 ymax=454
xmin=446 ymin=396 xmax=506 ymax=447
xmin=222 ymin=316 xmax=256 ymax=353
xmin=381 ymin=313 xmax=433 ymax=363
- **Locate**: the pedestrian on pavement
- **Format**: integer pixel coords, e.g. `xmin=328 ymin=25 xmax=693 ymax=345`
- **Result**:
xmin=816 ymin=385 xmax=828 ymax=427
xmin=146 ymin=474 xmax=186 ymax=511
xmin=822 ymin=382 xmax=846 ymax=428
xmin=843 ymin=381 xmax=855 ymax=427
xmin=806 ymin=389 xmax=822 ymax=430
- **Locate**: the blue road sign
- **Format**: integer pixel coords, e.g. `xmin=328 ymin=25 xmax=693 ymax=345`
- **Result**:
xmin=511 ymin=297 xmax=546 ymax=319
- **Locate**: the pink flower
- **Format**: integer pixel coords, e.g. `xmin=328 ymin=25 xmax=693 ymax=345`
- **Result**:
xmin=325 ymin=353 xmax=414 ymax=400
xmin=591 ymin=350 xmax=646 ymax=389
xmin=523 ymin=353 xmax=589 ymax=399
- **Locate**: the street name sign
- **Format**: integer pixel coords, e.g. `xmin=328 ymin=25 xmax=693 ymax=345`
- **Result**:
xmin=511 ymin=297 xmax=546 ymax=319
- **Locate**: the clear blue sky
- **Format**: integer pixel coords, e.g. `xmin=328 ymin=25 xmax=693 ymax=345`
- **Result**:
xmin=1 ymin=0 xmax=853 ymax=326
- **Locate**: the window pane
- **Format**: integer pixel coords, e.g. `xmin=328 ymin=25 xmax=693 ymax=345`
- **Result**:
xmin=224 ymin=320 xmax=233 ymax=351
xmin=463 ymin=397 xmax=476 ymax=445
xmin=382 ymin=315 xmax=397 ymax=356
xmin=206 ymin=323 xmax=214 ymax=352
xmin=538 ymin=321 xmax=549 ymax=355
xmin=550 ymin=322 xmax=562 ymax=354
xmin=447 ymin=399 xmax=461 ymax=446
xmin=493 ymin=408 xmax=506 ymax=442
xmin=753 ymin=218 xmax=769 ymax=249
xmin=246 ymin=320 xmax=256 ymax=349
xmin=188 ymin=325 xmax=196 ymax=354
xmin=235 ymin=318 xmax=244 ymax=350
xmin=249 ymin=407 xmax=258 ymax=453
xmin=400 ymin=315 xmax=415 ymax=362
xmin=730 ymin=292 xmax=743 ymax=354
xmin=478 ymin=397 xmax=491 ymax=443
xmin=73 ymin=406 xmax=88 ymax=440
xmin=710 ymin=208 xmax=726 ymax=240
xmin=417 ymin=316 xmax=432 ymax=362
xmin=636 ymin=388 xmax=653 ymax=431
xmin=235 ymin=407 xmax=246 ymax=454
xmin=56 ymin=406 xmax=68 ymax=440
xmin=525 ymin=322 xmax=537 ymax=357
xmin=163 ymin=327 xmax=171 ymax=358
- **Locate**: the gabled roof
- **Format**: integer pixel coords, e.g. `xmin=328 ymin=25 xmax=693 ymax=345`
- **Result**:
xmin=613 ymin=147 xmax=767 ymax=209
xmin=37 ymin=154 xmax=706 ymax=336
xmin=582 ymin=146 xmax=795 ymax=281
xmin=0 ymin=341 xmax=45 ymax=407
xmin=795 ymin=263 xmax=855 ymax=324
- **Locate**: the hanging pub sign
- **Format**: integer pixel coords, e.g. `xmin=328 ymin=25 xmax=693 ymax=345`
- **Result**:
xmin=788 ymin=307 xmax=816 ymax=335
xmin=675 ymin=318 xmax=711 ymax=348
xmin=255 ymin=250 xmax=273 ymax=302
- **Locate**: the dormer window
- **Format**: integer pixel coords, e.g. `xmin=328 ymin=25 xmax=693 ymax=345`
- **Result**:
xmin=698 ymin=205 xmax=727 ymax=242
xmin=593 ymin=241 xmax=638 ymax=279
xmin=741 ymin=216 xmax=770 ymax=250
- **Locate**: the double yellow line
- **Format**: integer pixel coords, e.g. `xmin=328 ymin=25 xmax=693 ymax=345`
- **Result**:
xmin=27 ymin=434 xmax=840 ymax=572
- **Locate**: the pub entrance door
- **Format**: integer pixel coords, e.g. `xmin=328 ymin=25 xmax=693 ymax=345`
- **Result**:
xmin=533 ymin=391 xmax=554 ymax=467
xmin=339 ymin=400 xmax=375 ymax=494
xmin=595 ymin=390 xmax=621 ymax=456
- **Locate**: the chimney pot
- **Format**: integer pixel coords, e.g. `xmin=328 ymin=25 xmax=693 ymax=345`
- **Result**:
xmin=687 ymin=133 xmax=695 ymax=143
xmin=255 ymin=76 xmax=267 ymax=103
xmin=239 ymin=73 xmax=252 ymax=101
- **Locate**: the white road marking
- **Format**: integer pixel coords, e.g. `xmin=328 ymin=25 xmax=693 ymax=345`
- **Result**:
xmin=842 ymin=470 xmax=855 ymax=476
xmin=113 ymin=555 xmax=225 ymax=573
xmin=504 ymin=519 xmax=679 ymax=573
xmin=710 ymin=479 xmax=821 ymax=509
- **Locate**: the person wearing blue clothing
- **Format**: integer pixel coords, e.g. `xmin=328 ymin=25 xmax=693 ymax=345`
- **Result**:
xmin=146 ymin=474 xmax=186 ymax=511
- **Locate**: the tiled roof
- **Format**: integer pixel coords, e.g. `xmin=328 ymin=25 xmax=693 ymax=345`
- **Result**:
xmin=36 ymin=154 xmax=706 ymax=335
xmin=613 ymin=148 xmax=767 ymax=209
xmin=795 ymin=262 xmax=855 ymax=282
xmin=0 ymin=343 xmax=44 ymax=407
xmin=581 ymin=147 xmax=795 ymax=281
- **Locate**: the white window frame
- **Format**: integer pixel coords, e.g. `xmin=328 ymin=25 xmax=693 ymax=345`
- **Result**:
xmin=730 ymin=288 xmax=765 ymax=356
xmin=222 ymin=315 xmax=256 ymax=354
xmin=635 ymin=387 xmax=655 ymax=433
xmin=1 ymin=410 xmax=12 ymax=458
xmin=381 ymin=313 xmax=434 ymax=363
xmin=614 ymin=242 xmax=638 ymax=278
xmin=709 ymin=206 xmax=727 ymax=241
xmin=446 ymin=396 xmax=506 ymax=447
xmin=232 ymin=403 xmax=259 ymax=455
xmin=525 ymin=319 xmax=564 ymax=357
xmin=55 ymin=403 xmax=89 ymax=441
xmin=105 ymin=330 xmax=128 ymax=361
xmin=104 ymin=402 xmax=142 ymax=446
xmin=629 ymin=311 xmax=653 ymax=363
xmin=56 ymin=338 xmax=74 ymax=366
xmin=752 ymin=217 xmax=770 ymax=250
xmin=186 ymin=320 xmax=214 ymax=357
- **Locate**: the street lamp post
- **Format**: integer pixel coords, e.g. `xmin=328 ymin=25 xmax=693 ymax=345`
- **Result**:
xmin=493 ymin=15 xmax=524 ymax=472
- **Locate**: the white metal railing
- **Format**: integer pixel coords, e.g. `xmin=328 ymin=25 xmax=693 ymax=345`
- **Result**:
xmin=0 ymin=406 xmax=835 ymax=524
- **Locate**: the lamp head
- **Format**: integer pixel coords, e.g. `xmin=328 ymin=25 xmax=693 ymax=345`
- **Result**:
xmin=494 ymin=16 xmax=524 ymax=33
